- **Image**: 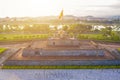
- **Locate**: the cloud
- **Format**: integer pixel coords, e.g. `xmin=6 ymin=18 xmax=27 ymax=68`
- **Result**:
xmin=80 ymin=0 xmax=120 ymax=9
xmin=109 ymin=3 xmax=120 ymax=9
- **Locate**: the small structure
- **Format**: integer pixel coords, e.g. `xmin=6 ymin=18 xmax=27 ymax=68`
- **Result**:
xmin=47 ymin=38 xmax=79 ymax=47
xmin=47 ymin=29 xmax=79 ymax=47
xmin=22 ymin=48 xmax=43 ymax=57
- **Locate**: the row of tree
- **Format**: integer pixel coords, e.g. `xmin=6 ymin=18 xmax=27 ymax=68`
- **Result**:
xmin=0 ymin=24 xmax=93 ymax=34
xmin=1 ymin=23 xmax=119 ymax=39
xmin=0 ymin=24 xmax=50 ymax=33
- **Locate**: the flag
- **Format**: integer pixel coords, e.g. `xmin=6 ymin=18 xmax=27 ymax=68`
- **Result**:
xmin=59 ymin=9 xmax=63 ymax=20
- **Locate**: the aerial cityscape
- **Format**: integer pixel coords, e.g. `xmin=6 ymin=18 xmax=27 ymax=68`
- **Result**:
xmin=0 ymin=0 xmax=120 ymax=80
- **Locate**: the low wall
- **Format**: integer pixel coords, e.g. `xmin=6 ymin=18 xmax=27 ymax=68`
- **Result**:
xmin=4 ymin=60 xmax=120 ymax=66
xmin=22 ymin=49 xmax=105 ymax=57
xmin=47 ymin=39 xmax=79 ymax=46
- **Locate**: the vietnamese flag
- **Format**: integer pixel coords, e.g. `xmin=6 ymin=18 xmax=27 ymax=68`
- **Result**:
xmin=59 ymin=9 xmax=63 ymax=20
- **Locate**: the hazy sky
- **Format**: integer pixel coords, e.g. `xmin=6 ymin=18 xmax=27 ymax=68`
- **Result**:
xmin=0 ymin=0 xmax=120 ymax=17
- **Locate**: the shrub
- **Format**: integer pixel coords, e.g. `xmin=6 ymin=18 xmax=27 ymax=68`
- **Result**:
xmin=0 ymin=48 xmax=6 ymax=54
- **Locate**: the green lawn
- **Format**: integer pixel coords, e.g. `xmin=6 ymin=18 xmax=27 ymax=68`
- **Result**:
xmin=118 ymin=48 xmax=120 ymax=51
xmin=117 ymin=48 xmax=120 ymax=53
xmin=0 ymin=33 xmax=119 ymax=42
xmin=0 ymin=48 xmax=6 ymax=54
xmin=2 ymin=65 xmax=120 ymax=69
xmin=0 ymin=34 xmax=48 ymax=41
xmin=77 ymin=33 xmax=120 ymax=42
xmin=77 ymin=34 xmax=107 ymax=40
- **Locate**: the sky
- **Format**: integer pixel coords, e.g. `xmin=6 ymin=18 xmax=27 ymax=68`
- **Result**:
xmin=0 ymin=0 xmax=120 ymax=17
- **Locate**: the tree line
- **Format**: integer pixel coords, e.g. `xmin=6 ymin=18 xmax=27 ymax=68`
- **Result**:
xmin=0 ymin=24 xmax=92 ymax=34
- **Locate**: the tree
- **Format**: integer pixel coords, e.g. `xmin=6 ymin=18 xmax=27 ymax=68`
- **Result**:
xmin=62 ymin=25 xmax=68 ymax=31
xmin=68 ymin=24 xmax=92 ymax=34
xmin=101 ymin=27 xmax=112 ymax=37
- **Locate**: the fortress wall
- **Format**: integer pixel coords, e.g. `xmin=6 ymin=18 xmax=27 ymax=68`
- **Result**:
xmin=4 ymin=60 xmax=120 ymax=66
xmin=47 ymin=39 xmax=79 ymax=46
xmin=22 ymin=49 xmax=105 ymax=57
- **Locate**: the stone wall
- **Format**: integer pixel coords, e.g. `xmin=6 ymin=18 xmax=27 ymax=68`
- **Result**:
xmin=22 ymin=49 xmax=105 ymax=57
xmin=47 ymin=39 xmax=79 ymax=47
xmin=4 ymin=60 xmax=120 ymax=66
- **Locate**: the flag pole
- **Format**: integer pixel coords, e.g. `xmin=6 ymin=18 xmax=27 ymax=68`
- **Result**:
xmin=58 ymin=9 xmax=64 ymax=28
xmin=59 ymin=9 xmax=63 ymax=20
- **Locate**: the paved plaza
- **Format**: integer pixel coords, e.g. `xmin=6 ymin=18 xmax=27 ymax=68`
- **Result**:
xmin=0 ymin=69 xmax=120 ymax=80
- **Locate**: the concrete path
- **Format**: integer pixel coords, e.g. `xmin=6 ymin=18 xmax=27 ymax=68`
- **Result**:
xmin=0 ymin=48 xmax=19 ymax=67
xmin=0 ymin=69 xmax=120 ymax=80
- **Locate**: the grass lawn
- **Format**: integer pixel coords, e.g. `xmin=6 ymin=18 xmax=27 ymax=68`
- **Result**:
xmin=77 ymin=34 xmax=107 ymax=40
xmin=77 ymin=34 xmax=109 ymax=40
xmin=0 ymin=48 xmax=6 ymax=54
xmin=118 ymin=48 xmax=120 ymax=51
xmin=0 ymin=33 xmax=119 ymax=42
xmin=2 ymin=65 xmax=120 ymax=69
xmin=117 ymin=48 xmax=120 ymax=53
xmin=0 ymin=34 xmax=48 ymax=41
xmin=77 ymin=33 xmax=120 ymax=42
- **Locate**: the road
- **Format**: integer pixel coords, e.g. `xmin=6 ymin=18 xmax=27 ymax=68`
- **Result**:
xmin=0 ymin=48 xmax=19 ymax=68
xmin=97 ymin=42 xmax=120 ymax=59
xmin=0 ymin=69 xmax=120 ymax=80
xmin=0 ymin=42 xmax=30 ymax=49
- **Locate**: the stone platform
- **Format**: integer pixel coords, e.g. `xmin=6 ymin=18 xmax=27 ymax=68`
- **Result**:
xmin=47 ymin=38 xmax=79 ymax=47
xmin=22 ymin=48 xmax=105 ymax=57
xmin=3 ymin=40 xmax=118 ymax=66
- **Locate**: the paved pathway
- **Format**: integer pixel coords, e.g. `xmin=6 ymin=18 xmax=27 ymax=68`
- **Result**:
xmin=98 ymin=43 xmax=120 ymax=59
xmin=0 ymin=69 xmax=120 ymax=80
xmin=0 ymin=48 xmax=19 ymax=67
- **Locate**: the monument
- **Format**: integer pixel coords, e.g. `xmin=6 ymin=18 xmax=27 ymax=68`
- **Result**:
xmin=21 ymin=8 xmax=107 ymax=58
xmin=22 ymin=28 xmax=107 ymax=57
xmin=22 ymin=28 xmax=80 ymax=57
xmin=2 ymin=9 xmax=119 ymax=66
xmin=47 ymin=29 xmax=79 ymax=47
